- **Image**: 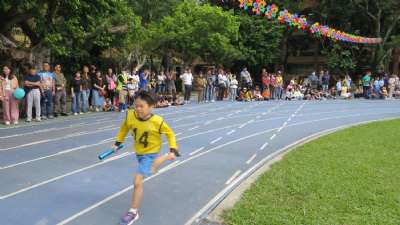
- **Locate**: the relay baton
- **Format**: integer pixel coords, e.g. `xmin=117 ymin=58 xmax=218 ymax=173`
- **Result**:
xmin=98 ymin=145 xmax=124 ymax=160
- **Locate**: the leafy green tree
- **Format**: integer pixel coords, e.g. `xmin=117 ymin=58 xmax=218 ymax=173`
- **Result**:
xmin=155 ymin=1 xmax=241 ymax=66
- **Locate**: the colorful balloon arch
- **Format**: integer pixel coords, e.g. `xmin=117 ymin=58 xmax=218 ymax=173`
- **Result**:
xmin=236 ymin=0 xmax=382 ymax=44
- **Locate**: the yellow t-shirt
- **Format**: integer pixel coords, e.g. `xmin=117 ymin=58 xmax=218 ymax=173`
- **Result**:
xmin=115 ymin=110 xmax=178 ymax=155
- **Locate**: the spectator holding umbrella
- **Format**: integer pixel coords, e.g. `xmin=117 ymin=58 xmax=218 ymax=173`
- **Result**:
xmin=0 ymin=65 xmax=20 ymax=125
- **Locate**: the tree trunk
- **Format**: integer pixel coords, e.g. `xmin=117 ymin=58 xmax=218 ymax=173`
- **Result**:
xmin=392 ymin=48 xmax=400 ymax=74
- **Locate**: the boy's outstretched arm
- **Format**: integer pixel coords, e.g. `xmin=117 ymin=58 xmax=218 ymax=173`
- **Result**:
xmin=159 ymin=120 xmax=180 ymax=156
xmin=114 ymin=119 xmax=129 ymax=148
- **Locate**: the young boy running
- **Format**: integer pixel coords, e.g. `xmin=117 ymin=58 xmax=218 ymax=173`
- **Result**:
xmin=113 ymin=90 xmax=180 ymax=225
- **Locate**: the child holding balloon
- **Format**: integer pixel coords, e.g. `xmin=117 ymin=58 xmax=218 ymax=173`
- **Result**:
xmin=0 ymin=65 xmax=20 ymax=125
xmin=112 ymin=90 xmax=180 ymax=225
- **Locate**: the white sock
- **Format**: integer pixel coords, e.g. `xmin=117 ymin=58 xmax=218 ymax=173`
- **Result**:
xmin=129 ymin=208 xmax=138 ymax=214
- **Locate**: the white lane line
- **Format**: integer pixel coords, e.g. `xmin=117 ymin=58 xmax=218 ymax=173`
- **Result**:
xmin=210 ymin=137 xmax=223 ymax=144
xmin=97 ymin=125 xmax=115 ymax=130
xmin=204 ymin=121 xmax=213 ymax=125
xmin=238 ymin=123 xmax=247 ymax=129
xmin=0 ymin=139 xmax=116 ymax=170
xmin=158 ymin=160 xmax=180 ymax=173
xmin=288 ymin=118 xmax=292 ymax=122
xmin=247 ymin=119 xmax=255 ymax=124
xmin=0 ymin=152 xmax=131 ymax=200
xmin=216 ymin=117 xmax=225 ymax=121
xmin=246 ymin=154 xmax=257 ymax=164
xmin=188 ymin=126 xmax=200 ymax=131
xmin=225 ymin=170 xmax=242 ymax=185
xmin=260 ymin=142 xmax=269 ymax=150
xmin=0 ymin=139 xmax=50 ymax=151
xmin=175 ymin=132 xmax=182 ymax=136
xmin=226 ymin=130 xmax=236 ymax=135
xmin=57 ymin=111 xmax=400 ymax=225
xmin=227 ymin=113 xmax=234 ymax=117
xmin=270 ymin=134 xmax=277 ymax=140
xmin=283 ymin=121 xmax=288 ymax=126
xmin=189 ymin=147 xmax=205 ymax=156
xmin=277 ymin=127 xmax=283 ymax=132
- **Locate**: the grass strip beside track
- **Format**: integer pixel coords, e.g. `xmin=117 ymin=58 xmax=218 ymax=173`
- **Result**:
xmin=223 ymin=119 xmax=400 ymax=225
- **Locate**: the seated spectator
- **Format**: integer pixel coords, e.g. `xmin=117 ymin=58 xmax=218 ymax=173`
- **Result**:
xmin=156 ymin=95 xmax=169 ymax=108
xmin=103 ymin=98 xmax=114 ymax=111
xmin=238 ymin=87 xmax=253 ymax=102
xmin=293 ymin=87 xmax=303 ymax=100
xmin=354 ymin=86 xmax=363 ymax=98
xmin=285 ymin=84 xmax=294 ymax=101
xmin=253 ymin=86 xmax=263 ymax=101
xmin=262 ymin=86 xmax=270 ymax=100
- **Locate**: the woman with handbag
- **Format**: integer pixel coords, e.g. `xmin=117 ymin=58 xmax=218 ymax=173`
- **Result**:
xmin=0 ymin=65 xmax=20 ymax=125
xmin=92 ymin=71 xmax=106 ymax=112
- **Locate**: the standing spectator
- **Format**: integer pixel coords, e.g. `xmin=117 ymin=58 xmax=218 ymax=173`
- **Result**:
xmin=180 ymin=68 xmax=193 ymax=104
xmin=71 ymin=71 xmax=82 ymax=115
xmin=24 ymin=65 xmax=41 ymax=122
xmin=240 ymin=67 xmax=252 ymax=88
xmin=229 ymin=75 xmax=238 ymax=101
xmin=139 ymin=70 xmax=149 ymax=91
xmin=217 ymin=69 xmax=228 ymax=101
xmin=105 ymin=67 xmax=117 ymax=107
xmin=261 ymin=69 xmax=270 ymax=93
xmin=321 ymin=71 xmax=330 ymax=93
xmin=270 ymin=73 xmax=276 ymax=100
xmin=336 ymin=78 xmax=342 ymax=97
xmin=127 ymin=72 xmax=140 ymax=106
xmin=0 ymin=65 xmax=19 ymax=125
xmin=308 ymin=71 xmax=319 ymax=90
xmin=117 ymin=71 xmax=128 ymax=112
xmin=196 ymin=72 xmax=207 ymax=103
xmin=362 ymin=71 xmax=372 ymax=99
xmin=38 ymin=62 xmax=55 ymax=120
xmin=81 ymin=66 xmax=91 ymax=113
xmin=92 ymin=71 xmax=106 ymax=112
xmin=205 ymin=70 xmax=216 ymax=102
xmin=89 ymin=65 xmax=97 ymax=110
xmin=318 ymin=70 xmax=325 ymax=89
xmin=388 ymin=74 xmax=397 ymax=99
xmin=157 ymin=71 xmax=166 ymax=94
xmin=345 ymin=74 xmax=352 ymax=88
xmin=165 ymin=71 xmax=177 ymax=97
xmin=275 ymin=71 xmax=284 ymax=100
xmin=53 ymin=64 xmax=68 ymax=117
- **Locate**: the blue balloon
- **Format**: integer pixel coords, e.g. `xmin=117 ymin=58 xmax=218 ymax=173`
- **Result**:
xmin=13 ymin=88 xmax=25 ymax=100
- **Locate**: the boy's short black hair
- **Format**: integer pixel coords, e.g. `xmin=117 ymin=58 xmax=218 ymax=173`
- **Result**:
xmin=134 ymin=90 xmax=157 ymax=106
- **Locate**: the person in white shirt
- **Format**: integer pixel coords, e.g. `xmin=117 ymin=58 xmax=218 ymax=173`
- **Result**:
xmin=229 ymin=76 xmax=238 ymax=101
xmin=217 ymin=70 xmax=228 ymax=101
xmin=157 ymin=71 xmax=167 ymax=94
xmin=180 ymin=68 xmax=193 ymax=103
xmin=240 ymin=67 xmax=252 ymax=88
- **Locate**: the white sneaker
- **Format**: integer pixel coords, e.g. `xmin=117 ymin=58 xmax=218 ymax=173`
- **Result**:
xmin=74 ymin=113 xmax=78 ymax=116
xmin=5 ymin=121 xmax=10 ymax=125
xmin=13 ymin=121 xmax=18 ymax=125
xmin=121 ymin=110 xmax=125 ymax=113
xmin=211 ymin=100 xmax=215 ymax=103
xmin=79 ymin=112 xmax=83 ymax=115
xmin=35 ymin=118 xmax=41 ymax=122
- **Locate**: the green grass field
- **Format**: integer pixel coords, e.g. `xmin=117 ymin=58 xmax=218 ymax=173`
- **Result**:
xmin=223 ymin=119 xmax=400 ymax=225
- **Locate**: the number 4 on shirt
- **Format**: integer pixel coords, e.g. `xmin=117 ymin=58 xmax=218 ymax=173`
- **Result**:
xmin=132 ymin=128 xmax=149 ymax=148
